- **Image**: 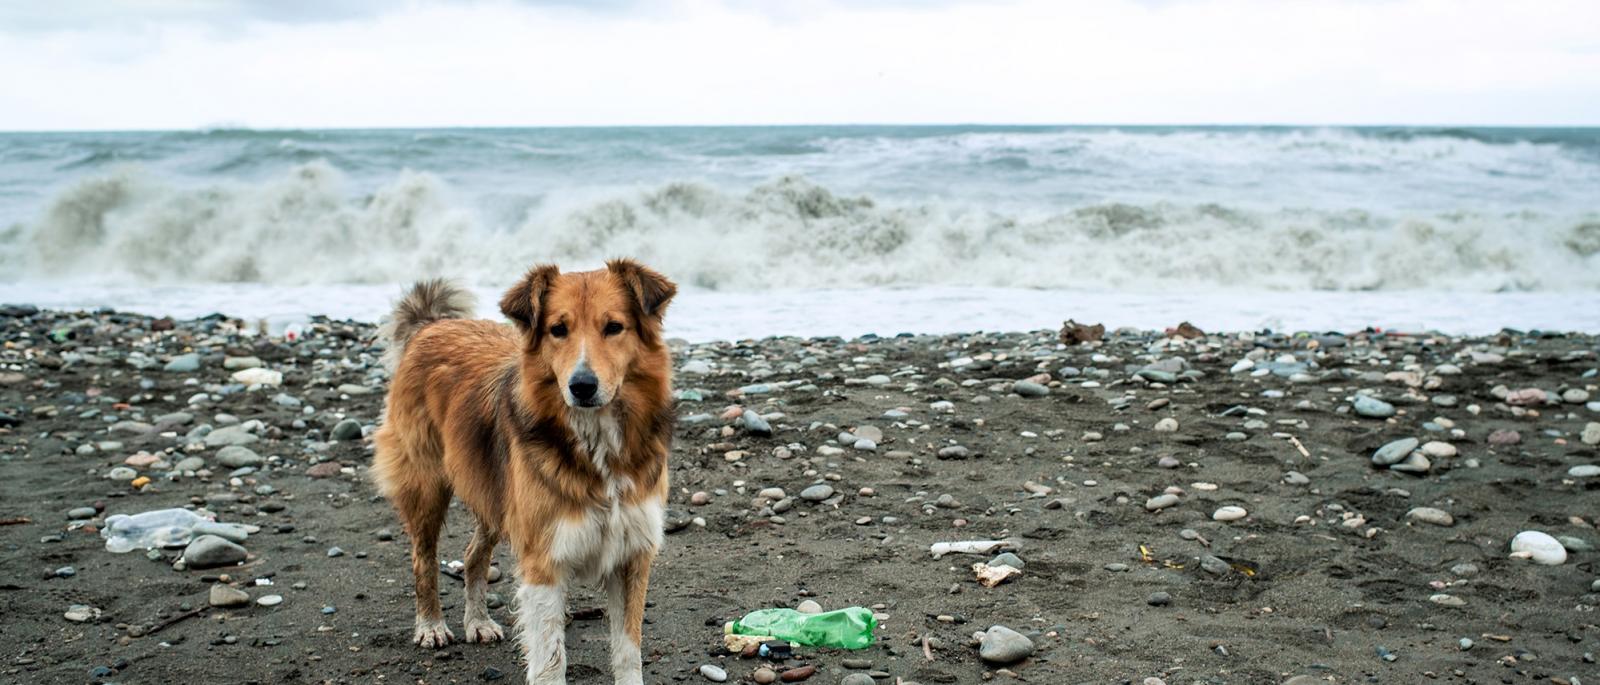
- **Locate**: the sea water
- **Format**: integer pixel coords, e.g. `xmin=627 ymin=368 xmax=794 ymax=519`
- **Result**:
xmin=1 ymin=125 xmax=1596 ymax=338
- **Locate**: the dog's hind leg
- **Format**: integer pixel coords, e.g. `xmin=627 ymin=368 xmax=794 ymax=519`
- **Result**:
xmin=391 ymin=475 xmax=455 ymax=648
xmin=461 ymin=521 xmax=505 ymax=643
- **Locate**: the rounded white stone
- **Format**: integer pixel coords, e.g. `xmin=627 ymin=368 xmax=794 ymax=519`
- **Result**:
xmin=1212 ymin=506 xmax=1247 ymax=522
xmin=1420 ymin=441 xmax=1457 ymax=458
xmin=1510 ymin=531 xmax=1567 ymax=565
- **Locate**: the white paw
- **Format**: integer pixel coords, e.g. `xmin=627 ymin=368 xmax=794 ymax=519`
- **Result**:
xmin=463 ymin=616 xmax=505 ymax=643
xmin=413 ymin=619 xmax=455 ymax=648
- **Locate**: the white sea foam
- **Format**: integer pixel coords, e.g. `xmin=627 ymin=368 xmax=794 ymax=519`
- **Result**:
xmin=3 ymin=162 xmax=1596 ymax=293
xmin=1 ymin=126 xmax=1597 ymax=336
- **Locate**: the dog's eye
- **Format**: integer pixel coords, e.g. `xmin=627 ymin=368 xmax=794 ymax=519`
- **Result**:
xmin=603 ymin=321 xmax=624 ymax=336
xmin=548 ymin=323 xmax=568 ymax=338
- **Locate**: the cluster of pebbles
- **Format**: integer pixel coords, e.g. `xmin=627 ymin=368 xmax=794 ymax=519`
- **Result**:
xmin=1 ymin=306 xmax=1596 ymax=684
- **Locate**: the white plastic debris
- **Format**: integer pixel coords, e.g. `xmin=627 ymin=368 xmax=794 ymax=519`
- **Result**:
xmin=929 ymin=539 xmax=1014 ymax=559
xmin=101 ymin=508 xmax=211 ymax=553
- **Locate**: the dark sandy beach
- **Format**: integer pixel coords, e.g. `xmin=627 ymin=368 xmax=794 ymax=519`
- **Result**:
xmin=2 ymin=307 xmax=1597 ymax=685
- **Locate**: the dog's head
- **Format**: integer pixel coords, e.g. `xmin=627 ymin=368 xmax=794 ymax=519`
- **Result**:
xmin=498 ymin=259 xmax=676 ymax=409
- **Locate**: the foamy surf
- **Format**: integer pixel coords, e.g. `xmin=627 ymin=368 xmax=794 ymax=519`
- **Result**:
xmin=1 ymin=125 xmax=1596 ymax=336
xmin=2 ymin=163 xmax=1596 ymax=292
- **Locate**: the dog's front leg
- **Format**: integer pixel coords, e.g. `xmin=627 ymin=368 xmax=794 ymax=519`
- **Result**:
xmin=604 ymin=552 xmax=654 ymax=685
xmin=515 ymin=581 xmax=567 ymax=685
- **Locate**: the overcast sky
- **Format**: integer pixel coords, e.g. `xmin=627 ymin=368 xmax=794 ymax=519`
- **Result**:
xmin=2 ymin=0 xmax=1597 ymax=131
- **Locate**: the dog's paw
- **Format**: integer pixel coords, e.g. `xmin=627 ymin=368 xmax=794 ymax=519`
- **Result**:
xmin=413 ymin=619 xmax=455 ymax=648
xmin=463 ymin=617 xmax=505 ymax=643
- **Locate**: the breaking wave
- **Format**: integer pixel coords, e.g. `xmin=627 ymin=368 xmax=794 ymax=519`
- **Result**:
xmin=2 ymin=161 xmax=1597 ymax=292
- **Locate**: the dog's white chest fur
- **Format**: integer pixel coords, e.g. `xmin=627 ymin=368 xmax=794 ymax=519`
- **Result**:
xmin=551 ymin=411 xmax=664 ymax=583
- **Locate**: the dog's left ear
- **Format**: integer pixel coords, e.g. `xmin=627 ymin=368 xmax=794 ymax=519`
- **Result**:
xmin=500 ymin=264 xmax=560 ymax=335
xmin=607 ymin=258 xmax=676 ymax=331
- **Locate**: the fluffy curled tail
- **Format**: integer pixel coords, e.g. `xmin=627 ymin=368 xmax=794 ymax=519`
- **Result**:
xmin=378 ymin=279 xmax=476 ymax=371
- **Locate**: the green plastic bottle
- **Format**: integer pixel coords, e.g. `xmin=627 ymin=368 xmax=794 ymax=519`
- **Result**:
xmin=725 ymin=607 xmax=877 ymax=649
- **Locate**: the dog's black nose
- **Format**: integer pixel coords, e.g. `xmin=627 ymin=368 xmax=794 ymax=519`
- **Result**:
xmin=568 ymin=370 xmax=599 ymax=404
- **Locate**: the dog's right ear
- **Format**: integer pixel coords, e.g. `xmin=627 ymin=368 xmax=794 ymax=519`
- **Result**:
xmin=500 ymin=264 xmax=559 ymax=335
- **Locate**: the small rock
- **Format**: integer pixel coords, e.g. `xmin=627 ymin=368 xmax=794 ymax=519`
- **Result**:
xmin=1487 ymin=429 xmax=1521 ymax=446
xmin=1353 ymin=395 xmax=1396 ymax=418
xmin=978 ymin=624 xmax=1034 ymax=663
xmin=306 ymin=461 xmax=342 ymax=478
xmin=1199 ymin=555 xmax=1231 ymax=575
xmin=331 ymin=419 xmax=363 ymax=441
xmin=209 ymin=584 xmax=250 ymax=607
xmin=1011 ymin=380 xmax=1049 ymax=397
xmin=231 ymin=368 xmax=282 ymax=387
xmin=256 ymin=594 xmax=283 ymax=607
xmin=1511 ymin=530 xmax=1567 ymax=565
xmin=779 ymin=665 xmax=815 ymax=681
xmin=204 ymin=425 xmax=258 ymax=448
xmin=1389 ymin=452 xmax=1431 ymax=474
xmin=800 ymin=484 xmax=835 ymax=502
xmin=182 ymin=535 xmax=247 ymax=569
xmin=1147 ymin=591 xmax=1172 ymax=606
xmin=1406 ymin=507 xmax=1454 ymax=527
xmin=215 ymin=445 xmax=262 ymax=468
xmin=1153 ymin=418 xmax=1178 ymax=433
xmin=1145 ymin=494 xmax=1180 ymax=511
xmin=163 ymin=353 xmax=202 ymax=373
xmin=699 ymin=664 xmax=728 ymax=682
xmin=796 ymin=599 xmax=822 ymax=614
xmin=1419 ymin=441 xmax=1457 ymax=458
xmin=1212 ymin=506 xmax=1247 ymax=522
xmin=1372 ymin=438 xmax=1419 ymax=466
xmin=224 ymin=356 xmax=263 ymax=370
xmin=741 ymin=409 xmax=774 ymax=437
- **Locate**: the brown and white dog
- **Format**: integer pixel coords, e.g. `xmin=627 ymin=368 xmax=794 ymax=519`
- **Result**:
xmin=372 ymin=260 xmax=676 ymax=685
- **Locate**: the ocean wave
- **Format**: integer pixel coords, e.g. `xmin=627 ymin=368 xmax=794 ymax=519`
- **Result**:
xmin=1 ymin=162 xmax=1596 ymax=292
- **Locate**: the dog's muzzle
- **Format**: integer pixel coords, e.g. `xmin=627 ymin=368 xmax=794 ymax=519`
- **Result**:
xmin=567 ymin=367 xmax=601 ymax=408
